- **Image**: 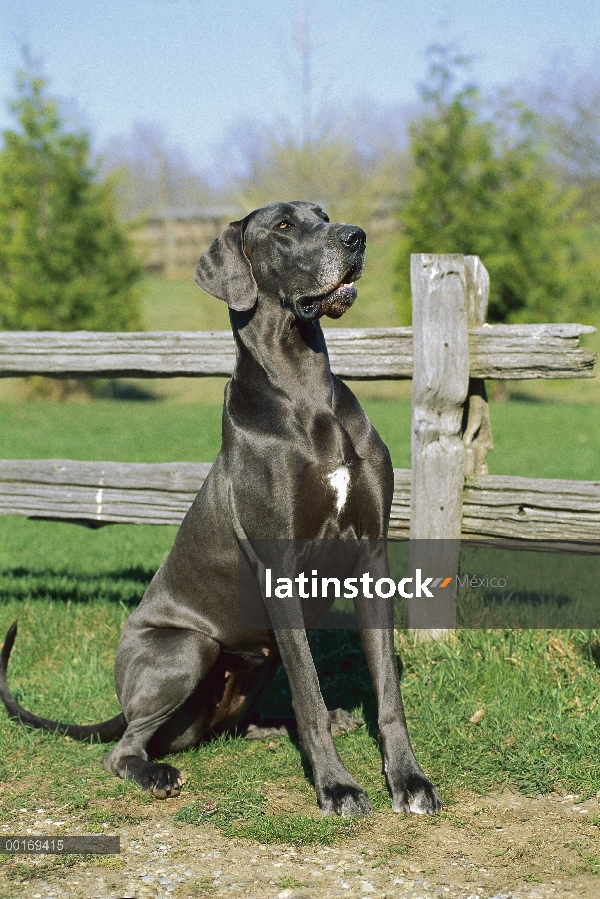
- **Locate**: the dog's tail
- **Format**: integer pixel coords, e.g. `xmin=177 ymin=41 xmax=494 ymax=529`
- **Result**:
xmin=0 ymin=621 xmax=127 ymax=743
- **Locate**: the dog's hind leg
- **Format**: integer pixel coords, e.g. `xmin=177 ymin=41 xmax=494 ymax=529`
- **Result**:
xmin=103 ymin=626 xmax=220 ymax=799
xmin=243 ymin=709 xmax=363 ymax=740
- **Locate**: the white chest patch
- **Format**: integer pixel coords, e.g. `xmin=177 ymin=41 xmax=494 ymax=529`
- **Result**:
xmin=327 ymin=466 xmax=350 ymax=513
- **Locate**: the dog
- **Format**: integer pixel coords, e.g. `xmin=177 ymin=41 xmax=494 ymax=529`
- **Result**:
xmin=0 ymin=201 xmax=441 ymax=817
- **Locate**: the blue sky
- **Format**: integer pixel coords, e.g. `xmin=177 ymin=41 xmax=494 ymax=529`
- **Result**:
xmin=1 ymin=0 xmax=599 ymax=175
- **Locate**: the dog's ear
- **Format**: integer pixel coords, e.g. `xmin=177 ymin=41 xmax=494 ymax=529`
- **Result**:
xmin=194 ymin=218 xmax=258 ymax=311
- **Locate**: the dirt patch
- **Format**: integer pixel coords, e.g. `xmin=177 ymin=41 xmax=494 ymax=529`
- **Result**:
xmin=0 ymin=790 xmax=598 ymax=898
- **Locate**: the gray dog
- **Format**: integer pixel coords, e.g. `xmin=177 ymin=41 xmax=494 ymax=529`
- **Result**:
xmin=0 ymin=202 xmax=441 ymax=817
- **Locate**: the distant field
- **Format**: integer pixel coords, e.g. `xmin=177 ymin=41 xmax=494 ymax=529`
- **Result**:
xmin=0 ymin=396 xmax=598 ymax=480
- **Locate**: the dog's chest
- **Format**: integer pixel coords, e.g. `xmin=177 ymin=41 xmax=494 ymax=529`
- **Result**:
xmin=327 ymin=466 xmax=351 ymax=513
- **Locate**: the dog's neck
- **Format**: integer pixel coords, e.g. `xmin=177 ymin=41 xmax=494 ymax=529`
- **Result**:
xmin=229 ymin=295 xmax=334 ymax=407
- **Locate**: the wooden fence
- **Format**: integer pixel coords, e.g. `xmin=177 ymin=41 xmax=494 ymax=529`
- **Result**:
xmin=0 ymin=254 xmax=598 ymax=560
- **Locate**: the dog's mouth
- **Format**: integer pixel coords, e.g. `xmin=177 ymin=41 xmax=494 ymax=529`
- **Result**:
xmin=296 ymin=264 xmax=361 ymax=322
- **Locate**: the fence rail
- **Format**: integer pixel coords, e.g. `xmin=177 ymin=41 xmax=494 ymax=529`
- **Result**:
xmin=0 ymin=324 xmax=595 ymax=380
xmin=0 ymin=459 xmax=598 ymax=549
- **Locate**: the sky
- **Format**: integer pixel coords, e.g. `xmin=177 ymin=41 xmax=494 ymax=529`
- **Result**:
xmin=1 ymin=0 xmax=599 ymax=178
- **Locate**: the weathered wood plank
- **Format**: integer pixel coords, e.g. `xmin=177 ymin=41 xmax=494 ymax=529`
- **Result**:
xmin=469 ymin=323 xmax=596 ymax=378
xmin=0 ymin=330 xmax=414 ymax=380
xmin=0 ymin=459 xmax=213 ymax=491
xmin=0 ymin=325 xmax=595 ymax=379
xmin=389 ymin=468 xmax=411 ymax=540
xmin=462 ymin=474 xmax=600 ymax=545
xmin=0 ymin=332 xmax=238 ymax=379
xmin=463 ymin=257 xmax=494 ymax=477
xmin=327 ymin=329 xmax=413 ymax=378
xmin=0 ymin=460 xmax=212 ymax=526
xmin=0 ymin=461 xmax=597 ymax=546
xmin=409 ymin=254 xmax=469 ymax=631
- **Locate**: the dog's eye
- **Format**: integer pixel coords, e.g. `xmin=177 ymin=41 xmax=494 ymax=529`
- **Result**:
xmin=277 ymin=221 xmax=293 ymax=230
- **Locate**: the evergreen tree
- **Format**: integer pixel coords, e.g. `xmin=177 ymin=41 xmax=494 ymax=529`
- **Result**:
xmin=0 ymin=68 xmax=142 ymax=331
xmin=397 ymin=48 xmax=598 ymax=324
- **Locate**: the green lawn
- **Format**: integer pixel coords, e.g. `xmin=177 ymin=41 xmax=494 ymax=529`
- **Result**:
xmin=0 ymin=395 xmax=598 ymax=477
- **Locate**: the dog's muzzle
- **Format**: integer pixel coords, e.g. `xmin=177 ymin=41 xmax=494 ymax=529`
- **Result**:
xmin=296 ymin=262 xmax=362 ymax=322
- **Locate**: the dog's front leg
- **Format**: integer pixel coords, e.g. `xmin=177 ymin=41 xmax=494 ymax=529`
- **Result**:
xmin=272 ymin=626 xmax=372 ymax=817
xmin=358 ymin=624 xmax=442 ymax=814
xmin=234 ymin=518 xmax=370 ymax=815
xmin=352 ymin=542 xmax=442 ymax=815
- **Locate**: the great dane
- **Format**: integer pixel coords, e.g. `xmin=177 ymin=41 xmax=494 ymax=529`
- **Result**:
xmin=0 ymin=201 xmax=441 ymax=817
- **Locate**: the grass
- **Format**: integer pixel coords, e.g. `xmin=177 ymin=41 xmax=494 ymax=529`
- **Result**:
xmin=0 ymin=399 xmax=223 ymax=463
xmin=1 ymin=606 xmax=599 ymax=844
xmin=0 ymin=246 xmax=599 ymax=844
xmin=172 ymin=790 xmax=357 ymax=845
xmin=0 ymin=393 xmax=598 ymax=478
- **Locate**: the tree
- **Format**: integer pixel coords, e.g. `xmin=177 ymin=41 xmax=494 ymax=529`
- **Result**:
xmin=215 ymin=2 xmax=410 ymax=227
xmin=101 ymin=123 xmax=215 ymax=220
xmin=0 ymin=67 xmax=142 ymax=332
xmin=215 ymin=100 xmax=412 ymax=230
xmin=397 ymin=47 xmax=600 ymax=325
xmin=521 ymin=61 xmax=600 ymax=221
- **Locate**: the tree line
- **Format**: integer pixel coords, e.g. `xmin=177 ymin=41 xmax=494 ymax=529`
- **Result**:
xmin=1 ymin=47 xmax=599 ymax=333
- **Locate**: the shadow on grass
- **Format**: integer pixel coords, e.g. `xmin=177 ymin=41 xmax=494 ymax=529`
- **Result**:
xmin=458 ymin=589 xmax=600 ymax=629
xmin=97 ymin=379 xmax=159 ymax=401
xmin=0 ymin=566 xmax=153 ymax=605
xmin=502 ymin=389 xmax=550 ymax=404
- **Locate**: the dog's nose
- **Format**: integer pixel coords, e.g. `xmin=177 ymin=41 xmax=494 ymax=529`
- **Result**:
xmin=339 ymin=227 xmax=366 ymax=250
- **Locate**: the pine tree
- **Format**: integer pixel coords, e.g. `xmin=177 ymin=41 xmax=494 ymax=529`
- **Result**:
xmin=0 ymin=68 xmax=142 ymax=332
xmin=397 ymin=48 xmax=598 ymax=325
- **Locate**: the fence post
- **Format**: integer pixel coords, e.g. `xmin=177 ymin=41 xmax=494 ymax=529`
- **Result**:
xmin=408 ymin=254 xmax=471 ymax=636
xmin=463 ymin=256 xmax=494 ymax=476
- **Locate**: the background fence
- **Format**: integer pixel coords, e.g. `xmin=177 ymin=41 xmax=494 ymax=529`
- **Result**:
xmin=0 ymin=254 xmax=597 ymax=556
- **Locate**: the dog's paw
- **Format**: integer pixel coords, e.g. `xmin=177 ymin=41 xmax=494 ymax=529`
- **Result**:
xmin=104 ymin=752 xmax=183 ymax=800
xmin=317 ymin=778 xmax=372 ymax=817
xmin=143 ymin=763 xmax=184 ymax=800
xmin=244 ymin=723 xmax=289 ymax=740
xmin=329 ymin=708 xmax=364 ymax=737
xmin=390 ymin=772 xmax=442 ymax=815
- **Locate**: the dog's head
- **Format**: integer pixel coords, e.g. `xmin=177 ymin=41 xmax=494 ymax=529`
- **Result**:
xmin=194 ymin=201 xmax=366 ymax=321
